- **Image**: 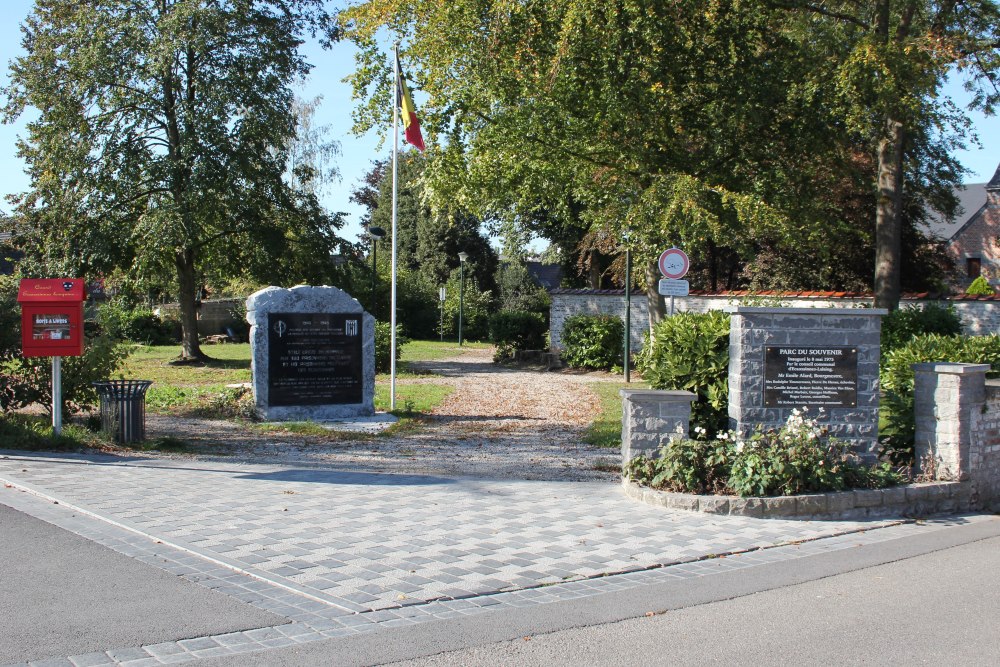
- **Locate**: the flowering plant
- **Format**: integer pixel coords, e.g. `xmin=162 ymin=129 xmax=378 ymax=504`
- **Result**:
xmin=626 ymin=409 xmax=904 ymax=497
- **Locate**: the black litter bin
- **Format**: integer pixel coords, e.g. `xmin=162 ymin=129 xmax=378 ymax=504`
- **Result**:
xmin=92 ymin=380 xmax=153 ymax=443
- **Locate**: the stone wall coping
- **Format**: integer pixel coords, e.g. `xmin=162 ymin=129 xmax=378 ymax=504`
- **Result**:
xmin=621 ymin=479 xmax=975 ymax=520
xmin=728 ymin=306 xmax=889 ymax=316
xmin=619 ymin=389 xmax=697 ymax=402
xmin=912 ymin=362 xmax=991 ymax=375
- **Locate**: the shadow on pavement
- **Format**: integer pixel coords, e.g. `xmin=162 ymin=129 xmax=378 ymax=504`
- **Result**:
xmin=235 ymin=468 xmax=458 ymax=486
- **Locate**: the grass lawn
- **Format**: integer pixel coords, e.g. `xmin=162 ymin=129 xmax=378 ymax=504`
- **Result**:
xmin=120 ymin=341 xmax=462 ymax=419
xmin=583 ymin=380 xmax=648 ymax=448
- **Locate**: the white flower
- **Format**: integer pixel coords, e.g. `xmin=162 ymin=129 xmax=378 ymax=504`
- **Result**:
xmin=735 ymin=441 xmax=745 ymax=453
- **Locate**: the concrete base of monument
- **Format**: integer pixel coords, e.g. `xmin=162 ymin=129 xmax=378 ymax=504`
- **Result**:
xmin=258 ymin=414 xmax=397 ymax=434
xmin=315 ymin=413 xmax=399 ymax=434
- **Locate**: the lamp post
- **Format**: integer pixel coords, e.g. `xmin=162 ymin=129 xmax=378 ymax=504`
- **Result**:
xmin=366 ymin=225 xmax=385 ymax=317
xmin=458 ymin=251 xmax=469 ymax=346
xmin=439 ymin=286 xmax=446 ymax=342
xmin=624 ymin=228 xmax=631 ymax=383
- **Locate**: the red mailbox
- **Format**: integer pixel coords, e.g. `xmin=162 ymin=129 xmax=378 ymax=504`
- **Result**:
xmin=17 ymin=278 xmax=86 ymax=357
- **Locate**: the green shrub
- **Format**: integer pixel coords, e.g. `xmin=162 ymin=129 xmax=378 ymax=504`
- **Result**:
xmin=879 ymin=333 xmax=1000 ymax=464
xmin=0 ymin=330 xmax=127 ymax=414
xmin=635 ymin=311 xmax=730 ymax=437
xmin=98 ymin=300 xmax=178 ymax=344
xmin=966 ymin=276 xmax=995 ymax=295
xmin=0 ymin=275 xmax=126 ymax=414
xmin=881 ymin=303 xmax=962 ymax=353
xmin=625 ymin=429 xmax=731 ymax=494
xmin=496 ymin=261 xmax=551 ymax=315
xmin=375 ymin=321 xmax=408 ymax=373
xmin=626 ymin=411 xmax=904 ymax=497
xmin=489 ymin=311 xmax=547 ymax=362
xmin=560 ymin=314 xmax=623 ymax=370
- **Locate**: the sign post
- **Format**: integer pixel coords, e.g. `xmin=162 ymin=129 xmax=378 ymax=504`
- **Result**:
xmin=657 ymin=247 xmax=690 ymax=316
xmin=17 ymin=279 xmax=87 ymax=436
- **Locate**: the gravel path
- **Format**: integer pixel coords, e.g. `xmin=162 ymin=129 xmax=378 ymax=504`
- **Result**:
xmin=145 ymin=347 xmax=624 ymax=482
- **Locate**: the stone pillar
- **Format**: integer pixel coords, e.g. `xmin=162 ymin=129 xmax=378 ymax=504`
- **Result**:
xmin=620 ymin=389 xmax=696 ymax=462
xmin=728 ymin=307 xmax=886 ymax=458
xmin=913 ymin=363 xmax=989 ymax=481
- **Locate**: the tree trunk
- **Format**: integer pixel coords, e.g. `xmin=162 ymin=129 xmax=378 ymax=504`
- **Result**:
xmin=645 ymin=260 xmax=666 ymax=338
xmin=175 ymin=248 xmax=205 ymax=361
xmin=873 ymin=115 xmax=905 ymax=310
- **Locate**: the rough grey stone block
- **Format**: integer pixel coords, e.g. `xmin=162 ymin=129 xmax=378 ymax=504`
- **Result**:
xmin=666 ymin=494 xmax=700 ymax=512
xmin=795 ymin=494 xmax=828 ymax=516
xmin=762 ymin=496 xmax=796 ymax=517
xmin=697 ymin=496 xmax=730 ymax=514
xmin=853 ymin=489 xmax=883 ymax=508
xmin=246 ymin=285 xmax=375 ymax=421
xmin=728 ymin=497 xmax=764 ymax=518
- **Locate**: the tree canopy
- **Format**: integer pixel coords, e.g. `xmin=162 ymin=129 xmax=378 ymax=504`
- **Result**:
xmin=341 ymin=0 xmax=998 ymax=312
xmin=3 ymin=0 xmax=340 ymax=359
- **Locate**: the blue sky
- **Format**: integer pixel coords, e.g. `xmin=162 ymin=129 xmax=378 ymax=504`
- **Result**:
xmin=1 ymin=0 xmax=998 ymax=249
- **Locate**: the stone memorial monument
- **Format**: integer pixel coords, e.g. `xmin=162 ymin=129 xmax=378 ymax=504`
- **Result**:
xmin=728 ymin=306 xmax=886 ymax=458
xmin=246 ymin=285 xmax=375 ymax=421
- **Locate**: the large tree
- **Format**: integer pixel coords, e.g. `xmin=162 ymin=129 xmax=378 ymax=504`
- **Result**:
xmin=356 ymin=153 xmax=498 ymax=294
xmin=775 ymin=0 xmax=1000 ymax=308
xmin=341 ymin=0 xmax=885 ymax=326
xmin=342 ymin=0 xmax=995 ymax=316
xmin=2 ymin=0 xmax=337 ymax=359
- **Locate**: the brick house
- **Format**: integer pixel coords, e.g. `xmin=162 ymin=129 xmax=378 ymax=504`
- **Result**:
xmin=928 ymin=163 xmax=1000 ymax=290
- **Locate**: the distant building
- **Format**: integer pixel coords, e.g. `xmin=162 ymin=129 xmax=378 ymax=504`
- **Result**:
xmin=927 ymin=162 xmax=1000 ymax=290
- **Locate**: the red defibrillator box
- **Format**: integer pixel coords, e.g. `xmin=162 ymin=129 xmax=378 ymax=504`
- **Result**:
xmin=17 ymin=278 xmax=86 ymax=357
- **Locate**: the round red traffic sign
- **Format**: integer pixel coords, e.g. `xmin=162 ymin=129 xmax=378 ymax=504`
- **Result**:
xmin=658 ymin=247 xmax=689 ymax=280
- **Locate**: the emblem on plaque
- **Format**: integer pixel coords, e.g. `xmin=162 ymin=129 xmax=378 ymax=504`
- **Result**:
xmin=272 ymin=320 xmax=287 ymax=338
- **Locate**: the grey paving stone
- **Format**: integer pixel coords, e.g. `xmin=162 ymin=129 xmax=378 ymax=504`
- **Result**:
xmin=0 ymin=453 xmax=922 ymax=646
xmin=67 ymin=653 xmax=115 ymax=667
xmin=105 ymin=647 xmax=151 ymax=663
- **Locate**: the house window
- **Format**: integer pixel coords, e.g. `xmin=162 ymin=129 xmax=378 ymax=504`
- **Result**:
xmin=967 ymin=257 xmax=982 ymax=279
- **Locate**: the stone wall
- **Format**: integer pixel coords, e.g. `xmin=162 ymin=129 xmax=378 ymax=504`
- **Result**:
xmin=913 ymin=363 xmax=1000 ymax=510
xmin=155 ymin=298 xmax=245 ymax=338
xmin=548 ymin=290 xmax=1000 ymax=350
xmin=620 ymin=390 xmax=696 ymax=462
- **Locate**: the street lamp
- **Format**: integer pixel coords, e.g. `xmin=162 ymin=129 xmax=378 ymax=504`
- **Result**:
xmin=624 ymin=227 xmax=631 ymax=383
xmin=458 ymin=251 xmax=469 ymax=346
xmin=439 ymin=286 xmax=446 ymax=342
xmin=366 ymin=225 xmax=385 ymax=317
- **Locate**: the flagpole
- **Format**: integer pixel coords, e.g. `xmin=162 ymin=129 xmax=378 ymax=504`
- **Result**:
xmin=390 ymin=45 xmax=400 ymax=411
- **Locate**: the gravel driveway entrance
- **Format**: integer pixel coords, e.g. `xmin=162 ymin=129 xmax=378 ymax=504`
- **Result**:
xmin=147 ymin=347 xmax=623 ymax=481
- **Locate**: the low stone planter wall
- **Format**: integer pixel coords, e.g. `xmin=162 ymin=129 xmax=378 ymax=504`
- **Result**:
xmin=621 ymin=479 xmax=978 ymax=520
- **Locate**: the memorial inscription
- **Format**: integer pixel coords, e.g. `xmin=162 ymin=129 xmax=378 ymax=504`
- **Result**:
xmin=764 ymin=346 xmax=858 ymax=408
xmin=267 ymin=312 xmax=362 ymax=406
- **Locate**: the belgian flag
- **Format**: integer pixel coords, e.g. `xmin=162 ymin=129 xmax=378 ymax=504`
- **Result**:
xmin=396 ymin=57 xmax=426 ymax=152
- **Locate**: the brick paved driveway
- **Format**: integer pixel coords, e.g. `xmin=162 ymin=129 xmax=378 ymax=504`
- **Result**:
xmin=1 ymin=452 xmax=883 ymax=615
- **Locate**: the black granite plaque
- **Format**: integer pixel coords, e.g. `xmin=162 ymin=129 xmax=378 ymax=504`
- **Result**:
xmin=764 ymin=346 xmax=858 ymax=408
xmin=267 ymin=312 xmax=363 ymax=406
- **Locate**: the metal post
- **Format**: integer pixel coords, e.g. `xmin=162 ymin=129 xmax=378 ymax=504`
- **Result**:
xmin=670 ymin=295 xmax=675 ymax=317
xmin=370 ymin=238 xmax=377 ymax=316
xmin=390 ymin=45 xmax=400 ymax=410
xmin=459 ymin=260 xmax=465 ymax=347
xmin=439 ymin=286 xmax=446 ymax=342
xmin=52 ymin=356 xmax=62 ymax=436
xmin=624 ymin=241 xmax=631 ymax=383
